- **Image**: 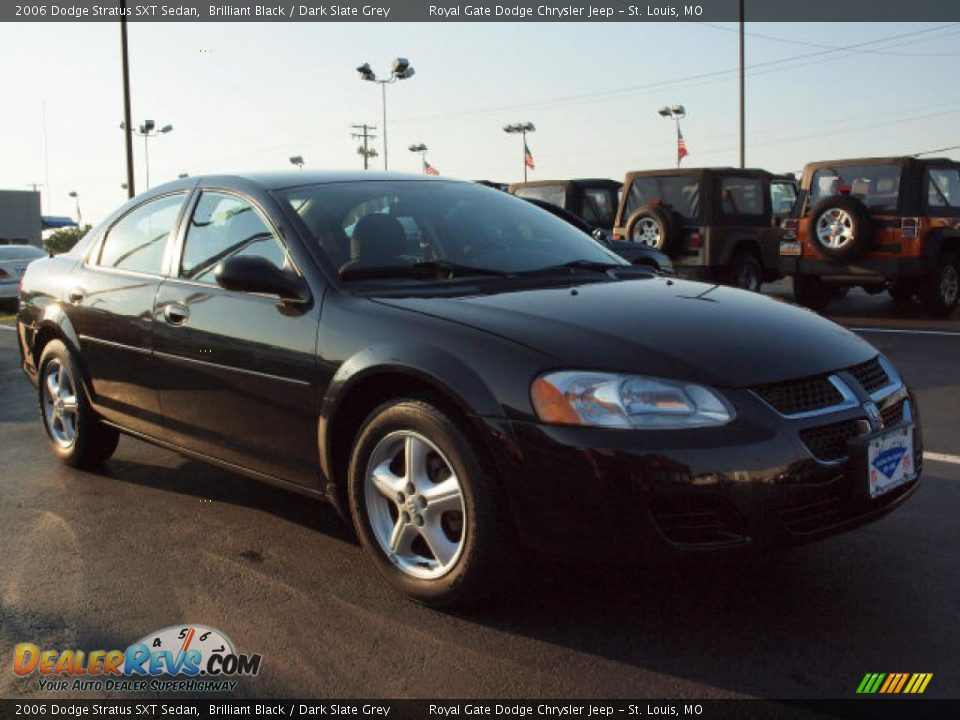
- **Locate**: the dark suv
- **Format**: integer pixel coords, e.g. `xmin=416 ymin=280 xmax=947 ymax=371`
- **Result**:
xmin=611 ymin=168 xmax=797 ymax=291
xmin=780 ymin=157 xmax=960 ymax=317
xmin=509 ymin=179 xmax=621 ymax=234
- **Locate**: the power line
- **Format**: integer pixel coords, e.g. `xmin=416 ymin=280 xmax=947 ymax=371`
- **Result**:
xmin=914 ymin=145 xmax=960 ymax=157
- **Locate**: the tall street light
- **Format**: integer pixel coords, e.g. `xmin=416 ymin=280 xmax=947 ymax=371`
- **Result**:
xmin=357 ymin=58 xmax=415 ymax=171
xmin=739 ymin=0 xmax=746 ymax=168
xmin=120 ymin=120 xmax=173 ymax=189
xmin=657 ymin=105 xmax=687 ymax=168
xmin=289 ymin=155 xmax=305 ymax=169
xmin=503 ymin=122 xmax=536 ymax=182
xmin=68 ymin=191 xmax=81 ymax=228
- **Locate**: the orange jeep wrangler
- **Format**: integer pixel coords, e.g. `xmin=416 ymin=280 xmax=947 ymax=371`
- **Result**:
xmin=780 ymin=157 xmax=960 ymax=317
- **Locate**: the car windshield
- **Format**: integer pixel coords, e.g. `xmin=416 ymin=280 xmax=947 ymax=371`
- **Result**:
xmin=809 ymin=164 xmax=902 ymax=213
xmin=280 ymin=180 xmax=626 ymax=283
xmin=0 ymin=245 xmax=45 ymax=260
xmin=625 ymin=177 xmax=701 ymax=221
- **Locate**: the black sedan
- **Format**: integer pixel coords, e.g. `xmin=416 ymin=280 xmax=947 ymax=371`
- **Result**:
xmin=16 ymin=172 xmax=922 ymax=606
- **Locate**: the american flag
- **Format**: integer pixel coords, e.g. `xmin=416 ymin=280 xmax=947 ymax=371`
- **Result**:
xmin=423 ymin=158 xmax=439 ymax=176
xmin=677 ymin=126 xmax=689 ymax=164
xmin=524 ymin=140 xmax=535 ymax=170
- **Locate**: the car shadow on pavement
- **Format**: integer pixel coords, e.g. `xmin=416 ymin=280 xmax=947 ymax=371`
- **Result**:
xmin=97 ymin=457 xmax=355 ymax=544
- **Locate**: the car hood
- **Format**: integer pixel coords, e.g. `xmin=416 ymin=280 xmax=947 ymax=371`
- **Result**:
xmin=371 ymin=277 xmax=877 ymax=388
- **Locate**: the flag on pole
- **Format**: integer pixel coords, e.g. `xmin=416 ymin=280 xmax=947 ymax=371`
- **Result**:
xmin=524 ymin=140 xmax=535 ymax=170
xmin=677 ymin=126 xmax=689 ymax=164
xmin=423 ymin=158 xmax=439 ymax=176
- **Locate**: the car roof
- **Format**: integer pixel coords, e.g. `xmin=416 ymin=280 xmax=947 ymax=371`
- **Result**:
xmin=623 ymin=167 xmax=775 ymax=182
xmin=148 ymin=170 xmax=461 ymax=196
xmin=510 ymin=178 xmax=621 ymax=190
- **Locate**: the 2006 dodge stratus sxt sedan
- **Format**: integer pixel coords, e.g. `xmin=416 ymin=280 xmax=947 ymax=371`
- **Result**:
xmin=17 ymin=172 xmax=922 ymax=605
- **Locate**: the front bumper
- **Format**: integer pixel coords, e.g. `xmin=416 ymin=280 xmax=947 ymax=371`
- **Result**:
xmin=494 ymin=390 xmax=922 ymax=560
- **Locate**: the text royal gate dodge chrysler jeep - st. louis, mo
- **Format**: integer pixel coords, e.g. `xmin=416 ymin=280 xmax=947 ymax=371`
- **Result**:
xmin=17 ymin=172 xmax=922 ymax=606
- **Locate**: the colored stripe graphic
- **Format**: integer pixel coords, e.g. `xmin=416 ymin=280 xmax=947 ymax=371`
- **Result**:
xmin=858 ymin=672 xmax=933 ymax=694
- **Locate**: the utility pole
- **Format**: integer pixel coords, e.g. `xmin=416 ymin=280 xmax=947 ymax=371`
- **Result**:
xmin=739 ymin=0 xmax=746 ymax=168
xmin=352 ymin=123 xmax=379 ymax=170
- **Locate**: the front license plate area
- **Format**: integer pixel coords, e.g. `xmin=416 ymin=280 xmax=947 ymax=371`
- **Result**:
xmin=867 ymin=425 xmax=915 ymax=499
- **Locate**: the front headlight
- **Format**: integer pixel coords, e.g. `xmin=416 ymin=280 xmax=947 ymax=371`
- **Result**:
xmin=531 ymin=371 xmax=734 ymax=429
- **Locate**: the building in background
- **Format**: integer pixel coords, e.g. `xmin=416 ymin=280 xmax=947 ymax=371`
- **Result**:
xmin=0 ymin=190 xmax=42 ymax=246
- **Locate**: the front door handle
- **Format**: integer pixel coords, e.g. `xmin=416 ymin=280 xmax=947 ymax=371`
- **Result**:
xmin=162 ymin=303 xmax=190 ymax=325
xmin=68 ymin=288 xmax=85 ymax=304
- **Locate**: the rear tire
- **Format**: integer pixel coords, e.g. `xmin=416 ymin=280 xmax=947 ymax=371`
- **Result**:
xmin=624 ymin=205 xmax=680 ymax=253
xmin=728 ymin=251 xmax=763 ymax=292
xmin=347 ymin=398 xmax=510 ymax=607
xmin=919 ymin=253 xmax=959 ymax=318
xmin=808 ymin=196 xmax=871 ymax=262
xmin=793 ymin=276 xmax=834 ymax=313
xmin=37 ymin=340 xmax=119 ymax=468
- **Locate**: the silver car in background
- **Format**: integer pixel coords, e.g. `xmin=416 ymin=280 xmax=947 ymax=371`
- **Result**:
xmin=0 ymin=245 xmax=46 ymax=307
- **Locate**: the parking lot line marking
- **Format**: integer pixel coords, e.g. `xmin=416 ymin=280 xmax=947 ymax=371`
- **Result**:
xmin=850 ymin=327 xmax=960 ymax=337
xmin=0 ymin=324 xmax=16 ymax=332
xmin=925 ymin=452 xmax=960 ymax=466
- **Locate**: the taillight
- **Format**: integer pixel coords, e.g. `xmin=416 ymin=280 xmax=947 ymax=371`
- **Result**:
xmin=689 ymin=232 xmax=704 ymax=248
xmin=782 ymin=218 xmax=799 ymax=240
xmin=901 ymin=217 xmax=919 ymax=239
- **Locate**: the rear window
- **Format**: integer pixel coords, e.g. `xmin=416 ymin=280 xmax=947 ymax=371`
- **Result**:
xmin=512 ymin=184 xmax=566 ymax=208
xmin=808 ymin=164 xmax=901 ymax=213
xmin=624 ymin=177 xmax=700 ymax=221
xmin=0 ymin=245 xmax=45 ymax=260
xmin=581 ymin=187 xmax=616 ymax=227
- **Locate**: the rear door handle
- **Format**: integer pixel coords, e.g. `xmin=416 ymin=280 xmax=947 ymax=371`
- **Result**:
xmin=162 ymin=303 xmax=190 ymax=325
xmin=68 ymin=288 xmax=85 ymax=304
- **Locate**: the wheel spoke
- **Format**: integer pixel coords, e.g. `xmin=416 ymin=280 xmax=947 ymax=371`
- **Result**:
xmin=389 ymin=520 xmax=418 ymax=554
xmin=404 ymin=435 xmax=430 ymax=486
xmin=45 ymin=371 xmax=59 ymax=399
xmin=422 ymin=475 xmax=463 ymax=515
xmin=370 ymin=460 xmax=404 ymax=500
xmin=419 ymin=521 xmax=458 ymax=567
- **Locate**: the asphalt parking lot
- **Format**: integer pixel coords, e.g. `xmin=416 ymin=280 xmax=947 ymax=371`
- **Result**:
xmin=1 ymin=283 xmax=958 ymax=700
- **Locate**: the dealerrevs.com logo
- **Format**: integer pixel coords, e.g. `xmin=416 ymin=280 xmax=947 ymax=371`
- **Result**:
xmin=14 ymin=625 xmax=262 ymax=693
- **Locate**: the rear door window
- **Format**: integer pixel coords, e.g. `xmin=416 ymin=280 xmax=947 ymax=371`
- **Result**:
xmin=96 ymin=193 xmax=185 ymax=274
xmin=809 ymin=164 xmax=901 ymax=213
xmin=625 ymin=177 xmax=700 ymax=221
xmin=771 ymin=181 xmax=798 ymax=217
xmin=513 ymin=184 xmax=566 ymax=208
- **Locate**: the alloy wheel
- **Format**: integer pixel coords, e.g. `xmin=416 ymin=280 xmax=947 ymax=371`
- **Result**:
xmin=364 ymin=431 xmax=466 ymax=580
xmin=42 ymin=359 xmax=79 ymax=448
xmin=941 ymin=264 xmax=959 ymax=306
xmin=633 ymin=218 xmax=662 ymax=248
xmin=816 ymin=208 xmax=856 ymax=249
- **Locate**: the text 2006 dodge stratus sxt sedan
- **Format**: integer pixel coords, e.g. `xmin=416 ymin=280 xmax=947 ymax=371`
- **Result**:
xmin=17 ymin=172 xmax=921 ymax=605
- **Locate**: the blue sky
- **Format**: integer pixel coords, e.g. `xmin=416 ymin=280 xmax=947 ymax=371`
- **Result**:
xmin=2 ymin=21 xmax=959 ymax=223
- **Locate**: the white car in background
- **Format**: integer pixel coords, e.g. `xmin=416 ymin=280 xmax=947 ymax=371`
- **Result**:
xmin=0 ymin=245 xmax=46 ymax=307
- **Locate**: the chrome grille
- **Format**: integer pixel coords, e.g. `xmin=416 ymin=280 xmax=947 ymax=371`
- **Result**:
xmin=849 ymin=356 xmax=889 ymax=395
xmin=754 ymin=375 xmax=843 ymax=415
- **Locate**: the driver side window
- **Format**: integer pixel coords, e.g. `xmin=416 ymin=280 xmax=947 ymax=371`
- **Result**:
xmin=180 ymin=192 xmax=288 ymax=284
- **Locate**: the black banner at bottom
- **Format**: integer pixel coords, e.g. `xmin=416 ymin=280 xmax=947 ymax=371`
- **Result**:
xmin=0 ymin=700 xmax=958 ymax=720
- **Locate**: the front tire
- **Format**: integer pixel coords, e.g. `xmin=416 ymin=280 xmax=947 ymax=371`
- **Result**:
xmin=347 ymin=399 xmax=508 ymax=607
xmin=37 ymin=340 xmax=119 ymax=468
xmin=919 ymin=252 xmax=960 ymax=317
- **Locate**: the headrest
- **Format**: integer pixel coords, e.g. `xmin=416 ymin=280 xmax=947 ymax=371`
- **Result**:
xmin=351 ymin=214 xmax=406 ymax=265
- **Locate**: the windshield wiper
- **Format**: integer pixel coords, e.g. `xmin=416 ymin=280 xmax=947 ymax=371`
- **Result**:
xmin=518 ymin=259 xmax=629 ymax=276
xmin=340 ymin=260 xmax=509 ymax=281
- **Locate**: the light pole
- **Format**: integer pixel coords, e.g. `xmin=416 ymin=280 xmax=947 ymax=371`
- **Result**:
xmin=289 ymin=155 xmax=305 ymax=169
xmin=739 ymin=0 xmax=746 ymax=168
xmin=357 ymin=58 xmax=415 ymax=171
xmin=68 ymin=191 xmax=81 ymax=228
xmin=657 ymin=105 xmax=687 ymax=168
xmin=120 ymin=120 xmax=173 ymax=189
xmin=503 ymin=122 xmax=536 ymax=182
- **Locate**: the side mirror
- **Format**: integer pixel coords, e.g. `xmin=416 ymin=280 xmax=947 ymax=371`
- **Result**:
xmin=214 ymin=256 xmax=310 ymax=304
xmin=591 ymin=227 xmax=611 ymax=246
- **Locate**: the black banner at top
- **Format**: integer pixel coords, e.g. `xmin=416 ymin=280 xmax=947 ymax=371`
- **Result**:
xmin=4 ymin=0 xmax=960 ymax=22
